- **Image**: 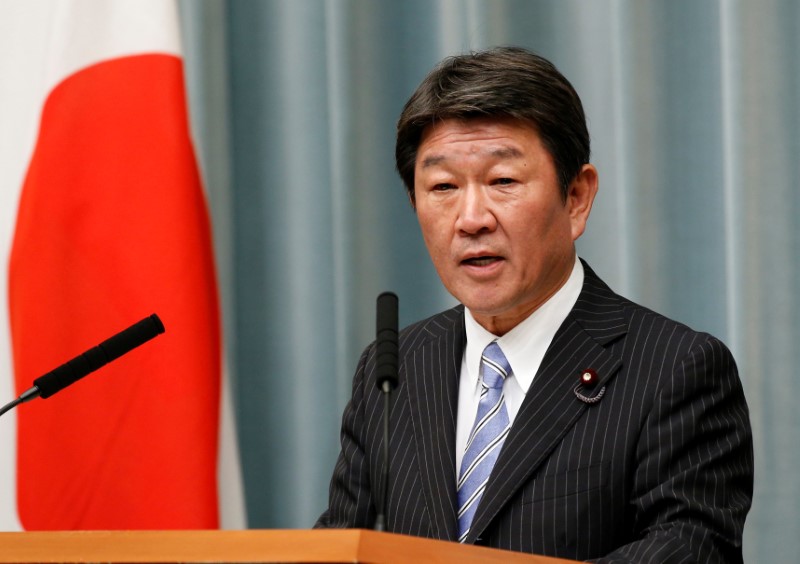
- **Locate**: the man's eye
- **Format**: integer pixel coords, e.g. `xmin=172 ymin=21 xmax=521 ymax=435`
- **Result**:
xmin=433 ymin=183 xmax=456 ymax=191
xmin=492 ymin=177 xmax=516 ymax=186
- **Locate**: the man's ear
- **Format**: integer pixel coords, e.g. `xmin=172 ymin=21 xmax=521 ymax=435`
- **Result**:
xmin=567 ymin=163 xmax=598 ymax=241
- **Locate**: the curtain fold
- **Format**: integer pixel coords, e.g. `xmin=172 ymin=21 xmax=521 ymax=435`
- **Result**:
xmin=181 ymin=1 xmax=799 ymax=560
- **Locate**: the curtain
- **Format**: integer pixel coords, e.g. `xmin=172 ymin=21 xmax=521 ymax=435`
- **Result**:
xmin=180 ymin=1 xmax=799 ymax=561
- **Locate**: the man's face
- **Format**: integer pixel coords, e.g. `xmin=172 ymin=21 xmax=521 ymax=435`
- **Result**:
xmin=413 ymin=117 xmax=597 ymax=336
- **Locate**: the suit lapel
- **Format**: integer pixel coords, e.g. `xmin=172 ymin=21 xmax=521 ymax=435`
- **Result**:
xmin=466 ymin=263 xmax=627 ymax=543
xmin=404 ymin=307 xmax=465 ymax=541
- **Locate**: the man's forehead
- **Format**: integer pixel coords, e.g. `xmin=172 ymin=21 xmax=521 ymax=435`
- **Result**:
xmin=418 ymin=115 xmax=538 ymax=148
xmin=419 ymin=146 xmax=525 ymax=170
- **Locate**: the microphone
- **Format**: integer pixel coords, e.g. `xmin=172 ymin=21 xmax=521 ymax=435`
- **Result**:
xmin=375 ymin=292 xmax=398 ymax=393
xmin=0 ymin=314 xmax=165 ymax=418
xmin=374 ymin=292 xmax=398 ymax=532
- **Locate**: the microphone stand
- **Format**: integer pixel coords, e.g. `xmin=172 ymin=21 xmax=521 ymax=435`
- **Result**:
xmin=0 ymin=388 xmax=39 ymax=418
xmin=374 ymin=378 xmax=395 ymax=531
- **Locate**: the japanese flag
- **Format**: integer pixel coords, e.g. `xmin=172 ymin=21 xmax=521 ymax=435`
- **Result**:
xmin=0 ymin=0 xmax=236 ymax=530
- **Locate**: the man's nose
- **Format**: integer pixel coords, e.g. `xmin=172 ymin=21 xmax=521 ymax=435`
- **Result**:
xmin=454 ymin=186 xmax=497 ymax=235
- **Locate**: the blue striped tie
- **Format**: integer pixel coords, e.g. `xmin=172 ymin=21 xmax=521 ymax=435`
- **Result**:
xmin=457 ymin=341 xmax=511 ymax=542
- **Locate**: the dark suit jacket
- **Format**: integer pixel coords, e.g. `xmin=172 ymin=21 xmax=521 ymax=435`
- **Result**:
xmin=316 ymin=261 xmax=753 ymax=563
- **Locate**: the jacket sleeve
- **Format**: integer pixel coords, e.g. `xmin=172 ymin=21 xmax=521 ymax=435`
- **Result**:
xmin=315 ymin=344 xmax=377 ymax=529
xmin=593 ymin=336 xmax=754 ymax=563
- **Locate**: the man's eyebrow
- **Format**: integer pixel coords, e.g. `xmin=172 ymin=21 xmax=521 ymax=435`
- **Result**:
xmin=420 ymin=155 xmax=446 ymax=169
xmin=419 ymin=146 xmax=524 ymax=169
xmin=490 ymin=146 xmax=523 ymax=159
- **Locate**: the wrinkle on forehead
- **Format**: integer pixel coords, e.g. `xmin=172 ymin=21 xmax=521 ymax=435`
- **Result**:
xmin=419 ymin=145 xmax=525 ymax=169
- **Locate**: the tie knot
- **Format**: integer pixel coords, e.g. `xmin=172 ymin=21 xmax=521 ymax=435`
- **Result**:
xmin=481 ymin=342 xmax=511 ymax=389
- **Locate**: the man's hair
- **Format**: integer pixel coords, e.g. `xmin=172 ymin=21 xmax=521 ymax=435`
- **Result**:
xmin=395 ymin=46 xmax=590 ymax=203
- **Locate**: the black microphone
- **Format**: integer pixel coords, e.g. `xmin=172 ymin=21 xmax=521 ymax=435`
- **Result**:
xmin=0 ymin=314 xmax=165 ymax=418
xmin=375 ymin=292 xmax=398 ymax=393
xmin=374 ymin=292 xmax=398 ymax=532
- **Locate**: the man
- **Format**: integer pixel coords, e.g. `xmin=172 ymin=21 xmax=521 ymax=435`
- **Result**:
xmin=316 ymin=47 xmax=753 ymax=563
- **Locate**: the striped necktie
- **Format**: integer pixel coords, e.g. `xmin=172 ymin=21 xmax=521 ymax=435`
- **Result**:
xmin=456 ymin=341 xmax=512 ymax=542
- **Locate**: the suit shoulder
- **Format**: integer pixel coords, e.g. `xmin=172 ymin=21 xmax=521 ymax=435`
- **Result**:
xmin=620 ymin=295 xmax=730 ymax=355
xmin=606 ymin=295 xmax=739 ymax=390
xmin=578 ymin=262 xmax=733 ymax=359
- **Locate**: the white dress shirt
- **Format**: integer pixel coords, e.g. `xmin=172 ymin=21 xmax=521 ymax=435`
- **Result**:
xmin=455 ymin=257 xmax=584 ymax=472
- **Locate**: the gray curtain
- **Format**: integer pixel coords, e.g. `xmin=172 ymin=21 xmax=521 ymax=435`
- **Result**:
xmin=180 ymin=1 xmax=799 ymax=561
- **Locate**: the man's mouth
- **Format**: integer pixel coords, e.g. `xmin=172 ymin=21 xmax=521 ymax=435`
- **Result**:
xmin=461 ymin=256 xmax=503 ymax=267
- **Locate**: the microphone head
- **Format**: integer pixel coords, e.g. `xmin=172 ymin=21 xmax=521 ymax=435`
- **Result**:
xmin=148 ymin=313 xmax=166 ymax=335
xmin=376 ymin=292 xmax=398 ymax=333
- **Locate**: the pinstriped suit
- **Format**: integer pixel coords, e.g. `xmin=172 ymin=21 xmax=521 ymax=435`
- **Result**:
xmin=316 ymin=261 xmax=753 ymax=563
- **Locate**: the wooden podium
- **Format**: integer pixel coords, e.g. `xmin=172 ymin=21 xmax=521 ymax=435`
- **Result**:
xmin=0 ymin=529 xmax=579 ymax=563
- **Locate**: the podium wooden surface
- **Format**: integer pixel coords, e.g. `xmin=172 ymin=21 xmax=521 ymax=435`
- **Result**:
xmin=0 ymin=529 xmax=579 ymax=563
